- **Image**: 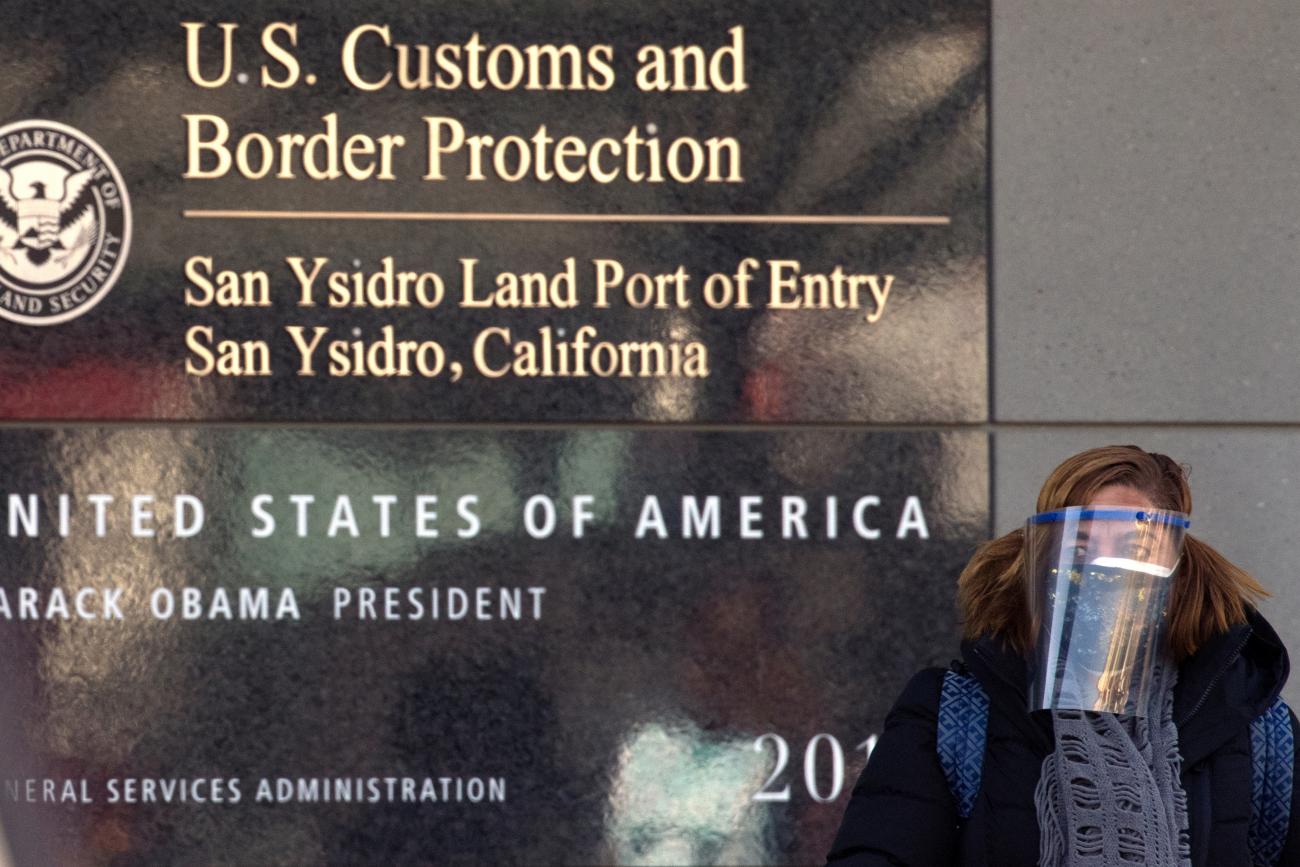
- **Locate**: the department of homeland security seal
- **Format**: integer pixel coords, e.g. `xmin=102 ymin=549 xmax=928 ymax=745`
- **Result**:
xmin=0 ymin=119 xmax=130 ymax=325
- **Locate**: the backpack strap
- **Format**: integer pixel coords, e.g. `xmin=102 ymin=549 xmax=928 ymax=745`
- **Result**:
xmin=937 ymin=667 xmax=989 ymax=820
xmin=1250 ymin=696 xmax=1295 ymax=867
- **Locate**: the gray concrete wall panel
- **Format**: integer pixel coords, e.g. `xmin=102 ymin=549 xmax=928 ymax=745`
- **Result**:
xmin=993 ymin=1 xmax=1300 ymax=421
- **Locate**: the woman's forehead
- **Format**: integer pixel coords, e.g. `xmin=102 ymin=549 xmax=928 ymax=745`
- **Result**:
xmin=1087 ymin=483 xmax=1155 ymax=510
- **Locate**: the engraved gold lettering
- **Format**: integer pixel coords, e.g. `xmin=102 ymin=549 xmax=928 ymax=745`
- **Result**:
xmin=182 ymin=22 xmax=237 ymax=89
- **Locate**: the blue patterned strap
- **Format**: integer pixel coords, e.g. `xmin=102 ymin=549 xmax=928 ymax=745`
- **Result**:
xmin=1250 ymin=697 xmax=1295 ymax=867
xmin=937 ymin=669 xmax=989 ymax=821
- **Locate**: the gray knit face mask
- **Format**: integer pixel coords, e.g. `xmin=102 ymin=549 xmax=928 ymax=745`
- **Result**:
xmin=1024 ymin=506 xmax=1189 ymax=716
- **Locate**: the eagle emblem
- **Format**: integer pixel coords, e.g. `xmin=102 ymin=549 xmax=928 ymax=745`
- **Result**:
xmin=0 ymin=119 xmax=131 ymax=326
xmin=0 ymin=166 xmax=100 ymax=274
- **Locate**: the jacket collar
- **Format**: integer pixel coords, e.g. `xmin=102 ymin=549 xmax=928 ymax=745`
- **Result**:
xmin=1173 ymin=606 xmax=1289 ymax=765
xmin=960 ymin=632 xmax=1053 ymax=753
xmin=961 ymin=607 xmax=1289 ymax=766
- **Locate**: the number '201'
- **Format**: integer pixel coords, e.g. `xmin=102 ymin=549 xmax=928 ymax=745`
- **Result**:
xmin=752 ymin=733 xmax=878 ymax=803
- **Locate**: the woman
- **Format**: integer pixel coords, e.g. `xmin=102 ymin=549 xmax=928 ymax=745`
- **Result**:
xmin=826 ymin=445 xmax=1300 ymax=866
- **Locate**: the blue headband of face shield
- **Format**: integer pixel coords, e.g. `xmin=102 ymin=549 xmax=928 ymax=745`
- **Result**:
xmin=1028 ymin=508 xmax=1191 ymax=529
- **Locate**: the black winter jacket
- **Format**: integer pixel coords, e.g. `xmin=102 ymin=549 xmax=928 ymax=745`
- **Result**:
xmin=827 ymin=607 xmax=1300 ymax=866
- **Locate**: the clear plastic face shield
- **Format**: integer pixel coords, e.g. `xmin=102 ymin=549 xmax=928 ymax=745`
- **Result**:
xmin=1025 ymin=507 xmax=1190 ymax=716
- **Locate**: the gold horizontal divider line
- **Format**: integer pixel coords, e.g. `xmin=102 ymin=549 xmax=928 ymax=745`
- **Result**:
xmin=180 ymin=209 xmax=951 ymax=226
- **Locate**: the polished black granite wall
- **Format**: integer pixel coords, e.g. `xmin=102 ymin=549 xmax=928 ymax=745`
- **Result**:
xmin=0 ymin=2 xmax=988 ymax=864
xmin=0 ymin=0 xmax=986 ymax=422
xmin=0 ymin=429 xmax=986 ymax=865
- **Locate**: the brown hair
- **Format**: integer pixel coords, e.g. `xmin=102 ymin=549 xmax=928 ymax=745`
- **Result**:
xmin=957 ymin=445 xmax=1267 ymax=660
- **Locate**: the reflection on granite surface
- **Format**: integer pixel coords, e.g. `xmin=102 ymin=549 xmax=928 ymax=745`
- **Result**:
xmin=607 ymin=721 xmax=773 ymax=865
